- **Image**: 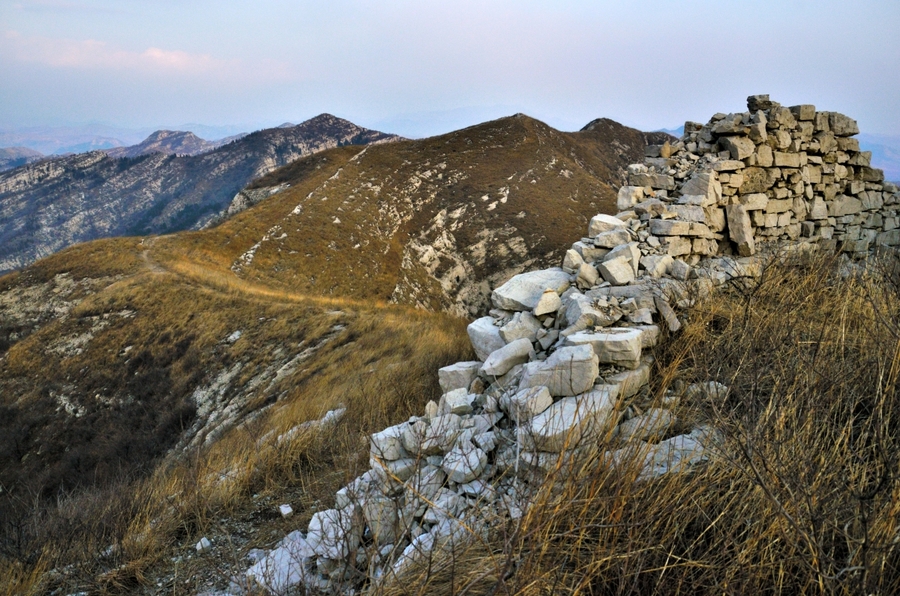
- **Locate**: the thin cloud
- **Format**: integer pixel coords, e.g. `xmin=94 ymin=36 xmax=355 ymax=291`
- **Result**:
xmin=1 ymin=30 xmax=293 ymax=82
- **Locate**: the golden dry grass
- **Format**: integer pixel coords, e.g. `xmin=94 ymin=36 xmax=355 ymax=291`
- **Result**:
xmin=371 ymin=251 xmax=900 ymax=596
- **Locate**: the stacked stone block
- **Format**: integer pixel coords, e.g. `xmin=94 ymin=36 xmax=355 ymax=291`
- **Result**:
xmin=618 ymin=95 xmax=899 ymax=261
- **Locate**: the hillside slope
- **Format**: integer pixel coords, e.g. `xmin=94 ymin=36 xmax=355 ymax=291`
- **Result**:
xmin=196 ymin=114 xmax=667 ymax=315
xmin=0 ymin=115 xmax=399 ymax=273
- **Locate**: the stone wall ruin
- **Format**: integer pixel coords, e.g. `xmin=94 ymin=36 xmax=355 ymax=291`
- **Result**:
xmin=236 ymin=97 xmax=899 ymax=595
xmin=617 ymin=94 xmax=899 ymax=260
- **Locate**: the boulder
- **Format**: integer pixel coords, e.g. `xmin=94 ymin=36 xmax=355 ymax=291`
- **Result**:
xmin=725 ymin=204 xmax=755 ymax=256
xmin=480 ymin=338 xmax=533 ymax=377
xmin=491 ymin=268 xmax=571 ymax=311
xmin=467 ymin=317 xmax=505 ymax=361
xmin=576 ymin=262 xmax=601 ymax=288
xmin=640 ymin=254 xmax=673 ymax=278
xmin=246 ymin=531 xmax=318 ymax=594
xmin=562 ymin=249 xmax=585 ymax=273
xmin=606 ymin=361 xmax=651 ymax=398
xmin=500 ymin=385 xmax=553 ymax=423
xmin=616 ymin=409 xmax=676 ymax=443
xmin=594 ymin=228 xmax=632 ymax=248
xmin=719 ymin=136 xmax=755 ymax=160
xmin=564 ymin=293 xmax=621 ymax=328
xmin=370 ymin=423 xmax=409 ymax=461
xmin=563 ymin=328 xmax=643 ymax=369
xmin=588 ymin=214 xmax=628 ymax=236
xmin=307 ymin=507 xmax=363 ymax=560
xmin=441 ymin=441 xmax=488 ymax=483
xmin=439 ymin=388 xmax=476 ymax=415
xmin=533 ymin=289 xmax=562 ymax=316
xmin=438 ymin=361 xmax=482 ymax=393
xmin=603 ymin=242 xmax=641 ymax=276
xmin=499 ymin=311 xmax=542 ymax=343
xmin=518 ymin=344 xmax=599 ymax=397
xmin=521 ymin=386 xmax=619 ymax=451
xmin=362 ymin=495 xmax=399 ymax=545
xmin=616 ymin=186 xmax=645 ymax=211
xmin=597 ymin=256 xmax=635 ymax=286
xmin=679 ymin=171 xmax=721 ymax=206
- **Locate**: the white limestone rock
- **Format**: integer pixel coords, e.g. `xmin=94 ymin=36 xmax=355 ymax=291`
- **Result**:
xmin=246 ymin=531 xmax=318 ymax=594
xmin=362 ymin=495 xmax=400 ymax=545
xmin=616 ymin=408 xmax=676 ymax=443
xmin=499 ymin=311 xmax=542 ymax=343
xmin=640 ymin=254 xmax=674 ymax=278
xmin=616 ymin=186 xmax=645 ymax=211
xmin=533 ymin=289 xmax=562 ymax=316
xmin=307 ymin=507 xmax=362 ymax=560
xmin=480 ymin=338 xmax=533 ymax=377
xmin=564 ymin=328 xmax=643 ymax=369
xmin=439 ymin=388 xmax=476 ymax=415
xmin=606 ymin=361 xmax=652 ymax=398
xmin=467 ymin=316 xmax=505 ymax=362
xmin=438 ymin=361 xmax=482 ymax=393
xmin=597 ymin=256 xmax=635 ymax=286
xmin=517 ymin=344 xmax=599 ymax=397
xmin=500 ymin=385 xmax=553 ymax=423
xmin=521 ymin=385 xmax=620 ymax=452
xmin=562 ymin=248 xmax=585 ymax=273
xmin=441 ymin=441 xmax=488 ymax=483
xmin=370 ymin=423 xmax=409 ymax=461
xmin=588 ymin=213 xmax=627 ymax=236
xmin=491 ymin=268 xmax=571 ymax=312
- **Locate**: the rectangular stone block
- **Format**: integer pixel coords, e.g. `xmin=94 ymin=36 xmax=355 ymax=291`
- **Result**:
xmin=828 ymin=195 xmax=863 ymax=217
xmin=789 ymin=105 xmax=816 ymax=121
xmin=725 ymin=204 xmax=755 ymax=256
xmin=774 ymin=152 xmax=802 ymax=168
xmin=765 ymin=198 xmax=793 ymax=214
xmin=629 ymin=172 xmax=675 ymax=190
xmin=649 ymin=219 xmax=691 ymax=236
xmin=740 ymin=193 xmax=768 ymax=210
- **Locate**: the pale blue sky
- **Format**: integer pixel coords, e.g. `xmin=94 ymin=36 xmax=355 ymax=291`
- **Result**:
xmin=1 ymin=0 xmax=898 ymax=138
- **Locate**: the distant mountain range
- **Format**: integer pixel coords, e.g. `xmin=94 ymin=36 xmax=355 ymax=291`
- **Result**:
xmin=0 ymin=146 xmax=44 ymax=171
xmin=104 ymin=129 xmax=248 ymax=159
xmin=0 ymin=122 xmax=251 ymax=156
xmin=0 ymin=114 xmax=400 ymax=273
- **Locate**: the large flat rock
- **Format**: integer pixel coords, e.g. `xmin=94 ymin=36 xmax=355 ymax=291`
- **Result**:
xmin=520 ymin=385 xmax=619 ymax=451
xmin=491 ymin=268 xmax=571 ymax=312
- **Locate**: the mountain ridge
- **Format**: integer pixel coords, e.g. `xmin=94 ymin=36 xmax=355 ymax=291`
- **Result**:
xmin=0 ymin=114 xmax=400 ymax=273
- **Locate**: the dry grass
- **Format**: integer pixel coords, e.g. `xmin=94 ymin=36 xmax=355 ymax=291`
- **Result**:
xmin=376 ymin=250 xmax=900 ymax=596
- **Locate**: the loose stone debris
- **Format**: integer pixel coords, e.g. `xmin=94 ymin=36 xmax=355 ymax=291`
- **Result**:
xmin=238 ymin=96 xmax=900 ymax=595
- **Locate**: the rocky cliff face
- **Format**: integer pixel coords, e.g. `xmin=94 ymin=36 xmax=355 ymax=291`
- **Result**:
xmin=0 ymin=114 xmax=400 ymax=273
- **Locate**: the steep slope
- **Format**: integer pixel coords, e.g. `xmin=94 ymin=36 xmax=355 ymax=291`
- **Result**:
xmin=104 ymin=130 xmax=246 ymax=158
xmin=195 ymin=114 xmax=665 ymax=315
xmin=0 ymin=146 xmax=43 ymax=172
xmin=0 ymin=114 xmax=399 ymax=273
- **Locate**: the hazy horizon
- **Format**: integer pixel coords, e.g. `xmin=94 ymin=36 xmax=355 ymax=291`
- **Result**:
xmin=1 ymin=0 xmax=899 ymax=141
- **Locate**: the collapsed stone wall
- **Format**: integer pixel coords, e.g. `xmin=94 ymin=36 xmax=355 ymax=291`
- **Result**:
xmin=616 ymin=94 xmax=899 ymax=260
xmin=235 ymin=98 xmax=899 ymax=595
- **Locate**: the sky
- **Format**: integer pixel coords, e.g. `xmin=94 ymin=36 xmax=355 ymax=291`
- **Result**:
xmin=1 ymin=0 xmax=899 ymax=139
